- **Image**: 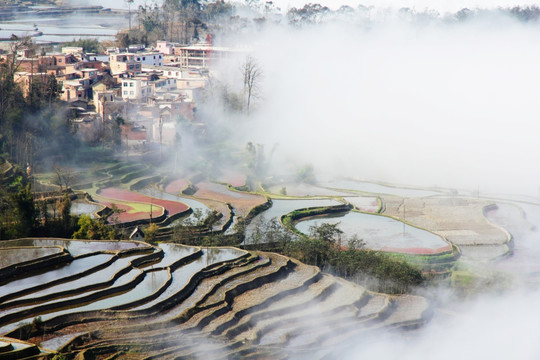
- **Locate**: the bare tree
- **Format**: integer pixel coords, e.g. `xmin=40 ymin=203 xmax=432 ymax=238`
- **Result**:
xmin=241 ymin=56 xmax=263 ymax=115
xmin=53 ymin=165 xmax=77 ymax=193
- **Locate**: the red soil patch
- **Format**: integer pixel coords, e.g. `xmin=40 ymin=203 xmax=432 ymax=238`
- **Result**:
xmin=165 ymin=178 xmax=189 ymax=194
xmin=99 ymin=187 xmax=190 ymax=216
xmin=194 ymin=182 xmax=266 ymax=218
xmin=380 ymin=245 xmax=452 ymax=255
xmin=216 ymin=170 xmax=247 ymax=188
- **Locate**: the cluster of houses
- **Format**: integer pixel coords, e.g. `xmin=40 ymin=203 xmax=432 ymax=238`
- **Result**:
xmin=5 ymin=40 xmax=242 ymax=152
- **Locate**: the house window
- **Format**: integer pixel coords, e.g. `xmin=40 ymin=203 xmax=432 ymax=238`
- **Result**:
xmin=129 ymin=65 xmax=134 ymax=70
xmin=143 ymin=57 xmax=146 ymax=61
xmin=130 ymin=83 xmax=134 ymax=87
xmin=130 ymin=91 xmax=134 ymax=95
xmin=123 ymin=82 xmax=127 ymax=87
xmin=58 ymin=58 xmax=62 ymax=63
xmin=123 ymin=90 xmax=128 ymax=95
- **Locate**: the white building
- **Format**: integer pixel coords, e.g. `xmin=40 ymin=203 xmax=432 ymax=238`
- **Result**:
xmin=122 ymin=77 xmax=153 ymax=102
xmin=133 ymin=52 xmax=163 ymax=67
xmin=121 ymin=73 xmax=177 ymax=102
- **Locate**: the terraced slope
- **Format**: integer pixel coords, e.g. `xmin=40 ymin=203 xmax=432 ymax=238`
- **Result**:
xmin=382 ymin=196 xmax=511 ymax=260
xmin=0 ymin=239 xmax=429 ymax=359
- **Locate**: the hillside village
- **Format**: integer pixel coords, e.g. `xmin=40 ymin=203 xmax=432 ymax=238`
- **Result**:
xmin=4 ymin=38 xmax=244 ymax=153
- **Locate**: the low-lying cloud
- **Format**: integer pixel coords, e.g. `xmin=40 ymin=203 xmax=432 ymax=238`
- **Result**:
xmin=227 ymin=9 xmax=540 ymax=196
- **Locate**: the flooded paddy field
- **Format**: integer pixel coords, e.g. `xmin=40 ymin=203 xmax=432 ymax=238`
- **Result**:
xmin=0 ymin=247 xmax=62 ymax=269
xmin=295 ymin=212 xmax=450 ymax=254
xmin=69 ymin=199 xmax=104 ymax=218
xmin=320 ymin=179 xmax=444 ymax=198
xmin=0 ymin=239 xmax=149 ymax=256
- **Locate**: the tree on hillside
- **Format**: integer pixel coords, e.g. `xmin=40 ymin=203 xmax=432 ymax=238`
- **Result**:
xmin=10 ymin=184 xmax=36 ymax=237
xmin=284 ymin=222 xmax=423 ymax=293
xmin=53 ymin=165 xmax=77 ymax=193
xmin=241 ymin=56 xmax=263 ymax=115
xmin=287 ymin=3 xmax=330 ymax=25
xmin=73 ymin=214 xmax=117 ymax=240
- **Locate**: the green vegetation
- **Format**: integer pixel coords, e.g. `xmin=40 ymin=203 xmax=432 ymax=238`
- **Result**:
xmin=0 ymin=37 xmax=76 ymax=168
xmin=172 ymin=212 xmax=423 ymax=294
xmin=283 ymin=223 xmax=423 ymax=294
xmin=72 ymin=214 xmax=118 ymax=240
xmin=62 ymin=38 xmax=100 ymax=53
xmin=0 ymin=155 xmax=118 ymax=240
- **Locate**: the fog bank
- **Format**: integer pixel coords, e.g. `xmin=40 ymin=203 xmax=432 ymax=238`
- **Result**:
xmin=230 ymin=12 xmax=540 ymax=196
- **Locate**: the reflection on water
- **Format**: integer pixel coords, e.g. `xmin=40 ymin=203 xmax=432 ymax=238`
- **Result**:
xmin=0 ymin=243 xmax=246 ymax=334
xmin=1 ymin=254 xmax=115 ymax=292
xmin=0 ymin=268 xmax=144 ymax=333
xmin=0 ymin=247 xmax=61 ymax=269
xmin=0 ymin=239 xmax=148 ymax=256
xmin=295 ymin=212 xmax=448 ymax=251
xmin=134 ymin=246 xmax=245 ymax=310
xmin=156 ymin=243 xmax=200 ymax=268
xmin=11 ymin=255 xmax=140 ymax=302
xmin=70 ymin=200 xmax=104 ymax=218
xmin=245 ymin=199 xmax=342 ymax=244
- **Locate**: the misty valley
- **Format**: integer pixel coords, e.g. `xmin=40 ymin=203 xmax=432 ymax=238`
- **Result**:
xmin=2 ymin=0 xmax=540 ymax=359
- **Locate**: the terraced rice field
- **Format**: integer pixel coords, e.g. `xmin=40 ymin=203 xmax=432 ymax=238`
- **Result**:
xmin=69 ymin=199 xmax=104 ymax=218
xmin=381 ymin=196 xmax=511 ymax=260
xmin=164 ymin=178 xmax=189 ymax=194
xmin=99 ymin=188 xmax=190 ymax=217
xmin=193 ymin=181 xmax=267 ymax=218
xmin=244 ymin=198 xmax=343 ymax=243
xmin=0 ymin=239 xmax=429 ymax=359
xmin=295 ymin=212 xmax=451 ymax=255
xmin=267 ymin=182 xmax=356 ymax=197
xmin=321 ymin=180 xmax=444 ymax=198
xmin=214 ymin=169 xmax=247 ymax=188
